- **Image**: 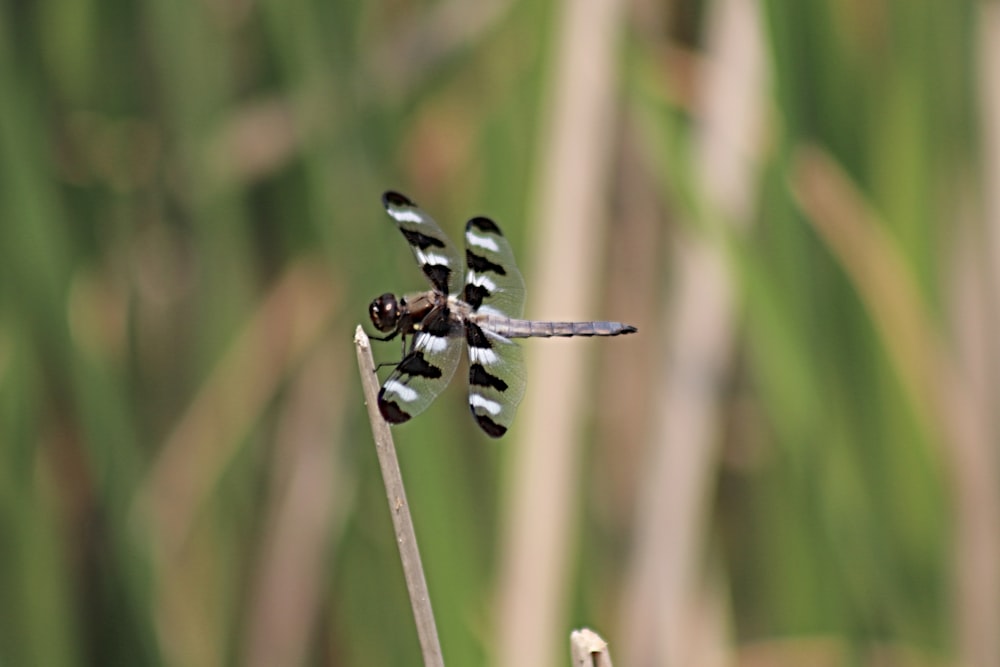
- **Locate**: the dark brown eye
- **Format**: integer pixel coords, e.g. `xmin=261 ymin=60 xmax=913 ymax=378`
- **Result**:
xmin=369 ymin=293 xmax=399 ymax=332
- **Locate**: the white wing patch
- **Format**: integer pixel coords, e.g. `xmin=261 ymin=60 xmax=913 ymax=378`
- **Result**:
xmin=469 ymin=345 xmax=499 ymax=365
xmin=469 ymin=393 xmax=502 ymax=415
xmin=383 ymin=379 xmax=418 ymax=402
xmin=466 ymin=231 xmax=500 ymax=252
xmin=467 ymin=272 xmax=497 ymax=292
xmin=416 ymin=333 xmax=449 ymax=353
xmin=416 ymin=250 xmax=451 ymax=267
xmin=388 ymin=209 xmax=423 ymax=224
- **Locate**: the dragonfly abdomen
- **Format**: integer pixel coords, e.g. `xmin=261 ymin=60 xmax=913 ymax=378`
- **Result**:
xmin=479 ymin=315 xmax=637 ymax=339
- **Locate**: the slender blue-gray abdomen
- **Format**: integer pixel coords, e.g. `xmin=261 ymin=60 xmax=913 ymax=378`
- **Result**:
xmin=474 ymin=314 xmax=637 ymax=338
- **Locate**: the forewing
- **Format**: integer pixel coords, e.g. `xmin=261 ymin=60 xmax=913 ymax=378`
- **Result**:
xmin=383 ymin=191 xmax=464 ymax=296
xmin=465 ymin=321 xmax=527 ymax=438
xmin=462 ymin=216 xmax=526 ymax=318
xmin=378 ymin=307 xmax=463 ymax=424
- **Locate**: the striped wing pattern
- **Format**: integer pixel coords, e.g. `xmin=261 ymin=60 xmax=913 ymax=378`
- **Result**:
xmin=377 ymin=192 xmax=465 ymax=425
xmin=382 ymin=191 xmax=464 ymax=296
xmin=462 ymin=217 xmax=528 ymax=437
xmin=465 ymin=321 xmax=526 ymax=437
xmin=377 ymin=305 xmax=463 ymax=425
xmin=462 ymin=216 xmax=525 ymax=317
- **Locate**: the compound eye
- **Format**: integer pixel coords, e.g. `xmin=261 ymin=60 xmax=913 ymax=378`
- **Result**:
xmin=369 ymin=293 xmax=399 ymax=332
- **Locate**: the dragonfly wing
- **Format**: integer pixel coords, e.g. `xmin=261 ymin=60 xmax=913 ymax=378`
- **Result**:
xmin=465 ymin=321 xmax=527 ymax=438
xmin=378 ymin=306 xmax=463 ymax=424
xmin=383 ymin=191 xmax=465 ymax=297
xmin=462 ymin=216 xmax=526 ymax=318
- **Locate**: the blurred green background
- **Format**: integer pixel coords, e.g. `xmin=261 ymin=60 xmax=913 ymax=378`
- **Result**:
xmin=0 ymin=0 xmax=995 ymax=665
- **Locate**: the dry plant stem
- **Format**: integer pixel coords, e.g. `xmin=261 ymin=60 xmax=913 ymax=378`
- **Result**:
xmin=969 ymin=8 xmax=1000 ymax=665
xmin=621 ymin=0 xmax=763 ymax=664
xmin=495 ymin=0 xmax=622 ymax=663
xmin=354 ymin=326 xmax=445 ymax=667
xmin=792 ymin=145 xmax=1000 ymax=667
xmin=137 ymin=260 xmax=338 ymax=665
xmin=570 ymin=628 xmax=614 ymax=667
xmin=243 ymin=342 xmax=349 ymax=667
xmin=141 ymin=260 xmax=338 ymax=554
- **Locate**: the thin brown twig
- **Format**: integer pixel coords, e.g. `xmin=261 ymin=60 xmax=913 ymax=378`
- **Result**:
xmin=354 ymin=325 xmax=445 ymax=667
xmin=570 ymin=628 xmax=614 ymax=667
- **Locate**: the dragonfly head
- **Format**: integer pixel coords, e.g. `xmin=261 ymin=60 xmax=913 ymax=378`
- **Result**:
xmin=369 ymin=293 xmax=401 ymax=332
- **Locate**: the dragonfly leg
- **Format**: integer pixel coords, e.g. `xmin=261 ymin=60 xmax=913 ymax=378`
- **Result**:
xmin=368 ymin=330 xmax=399 ymax=343
xmin=372 ymin=333 xmax=411 ymax=373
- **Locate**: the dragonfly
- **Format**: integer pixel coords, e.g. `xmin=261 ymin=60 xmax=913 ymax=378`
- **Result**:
xmin=369 ymin=191 xmax=637 ymax=438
